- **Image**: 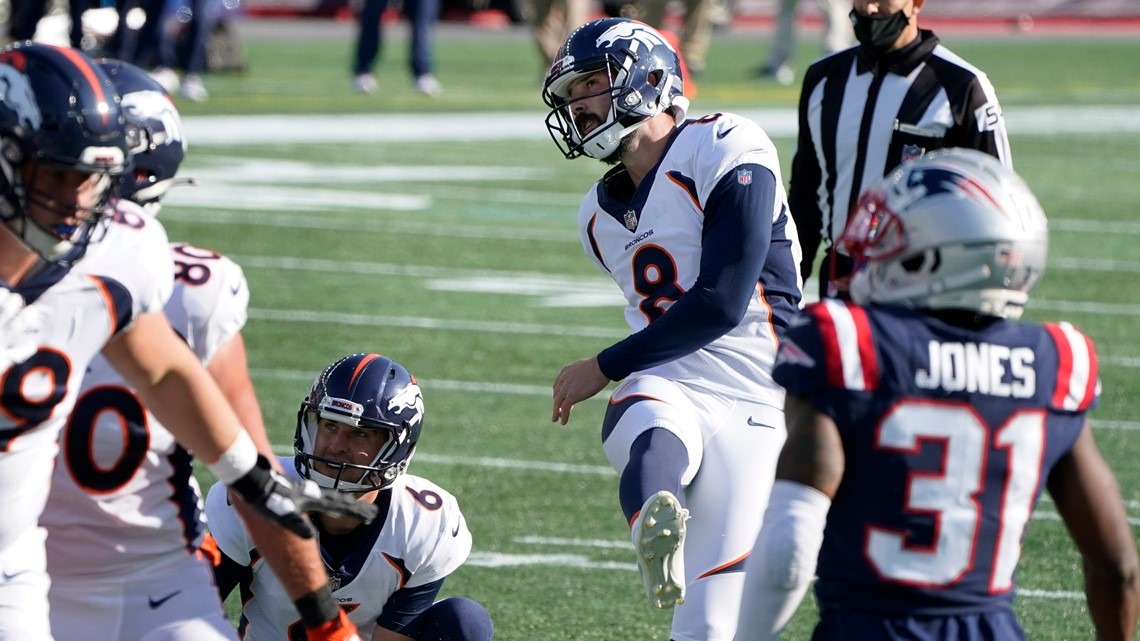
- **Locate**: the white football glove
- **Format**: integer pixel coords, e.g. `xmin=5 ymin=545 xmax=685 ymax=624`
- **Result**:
xmin=0 ymin=289 xmax=40 ymax=371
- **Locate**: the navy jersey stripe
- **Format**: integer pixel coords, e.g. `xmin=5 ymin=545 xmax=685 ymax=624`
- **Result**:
xmin=89 ymin=275 xmax=134 ymax=336
xmin=168 ymin=444 xmax=205 ymax=553
xmin=585 ymin=214 xmax=608 ymax=272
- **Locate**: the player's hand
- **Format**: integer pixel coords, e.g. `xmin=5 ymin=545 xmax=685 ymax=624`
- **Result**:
xmin=227 ymin=455 xmax=379 ymax=539
xmin=552 ymin=356 xmax=610 ymax=425
xmin=304 ymin=610 xmax=361 ymax=641
xmin=0 ymin=289 xmax=40 ymax=371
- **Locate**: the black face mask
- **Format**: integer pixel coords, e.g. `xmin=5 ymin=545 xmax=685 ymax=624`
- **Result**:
xmin=850 ymin=6 xmax=910 ymax=56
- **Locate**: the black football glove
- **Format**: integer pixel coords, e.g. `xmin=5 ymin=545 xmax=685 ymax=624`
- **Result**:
xmin=227 ymin=455 xmax=379 ymax=538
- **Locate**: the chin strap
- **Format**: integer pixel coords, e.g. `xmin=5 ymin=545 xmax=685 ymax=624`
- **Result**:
xmin=583 ymin=119 xmax=648 ymax=159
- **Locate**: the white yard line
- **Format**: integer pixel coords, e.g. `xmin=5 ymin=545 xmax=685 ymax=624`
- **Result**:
xmin=247 ymin=308 xmax=627 ymax=339
xmin=184 ymin=107 xmax=1140 ymax=145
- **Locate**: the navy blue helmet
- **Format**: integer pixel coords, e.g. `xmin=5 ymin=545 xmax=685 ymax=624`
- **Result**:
xmin=0 ymin=43 xmax=130 ymax=266
xmin=97 ymin=59 xmax=189 ymax=214
xmin=542 ymin=18 xmax=688 ymax=160
xmin=295 ymin=354 xmax=425 ymax=492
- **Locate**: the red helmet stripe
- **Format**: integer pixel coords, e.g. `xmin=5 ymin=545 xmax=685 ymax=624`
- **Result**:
xmin=55 ymin=46 xmax=111 ymax=125
xmin=348 ymin=353 xmax=383 ymax=389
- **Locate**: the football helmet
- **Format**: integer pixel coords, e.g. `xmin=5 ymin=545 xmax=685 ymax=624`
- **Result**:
xmin=839 ymin=148 xmax=1047 ymax=319
xmin=0 ymin=43 xmax=129 ymax=266
xmin=542 ymin=18 xmax=688 ymax=160
xmin=97 ymin=59 xmax=189 ymax=215
xmin=295 ymin=353 xmax=425 ymax=492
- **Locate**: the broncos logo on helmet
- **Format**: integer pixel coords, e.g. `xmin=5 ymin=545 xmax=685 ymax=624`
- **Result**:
xmin=0 ymin=64 xmax=42 ymax=131
xmin=295 ymin=353 xmax=426 ymax=492
xmin=542 ymin=18 xmax=688 ymax=161
xmin=386 ymin=383 xmax=424 ymax=429
xmin=595 ymin=21 xmax=671 ymax=55
xmin=98 ymin=59 xmax=190 ymax=215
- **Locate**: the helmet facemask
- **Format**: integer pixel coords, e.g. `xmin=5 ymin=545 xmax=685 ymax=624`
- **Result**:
xmin=542 ymin=18 xmax=688 ymax=161
xmin=0 ymin=44 xmax=132 ymax=268
xmin=293 ymin=354 xmax=424 ymax=493
xmin=842 ymin=149 xmax=1047 ymax=320
xmin=295 ymin=398 xmax=414 ymax=493
xmin=544 ymin=60 xmax=644 ymax=161
xmin=2 ymin=151 xmax=118 ymax=267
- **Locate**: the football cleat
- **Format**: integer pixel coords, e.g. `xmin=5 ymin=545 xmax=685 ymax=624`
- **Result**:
xmin=633 ymin=490 xmax=688 ymax=608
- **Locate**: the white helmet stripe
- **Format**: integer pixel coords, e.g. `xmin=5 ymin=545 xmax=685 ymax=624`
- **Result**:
xmin=814 ymin=299 xmax=879 ymax=392
xmin=1046 ymin=321 xmax=1098 ymax=412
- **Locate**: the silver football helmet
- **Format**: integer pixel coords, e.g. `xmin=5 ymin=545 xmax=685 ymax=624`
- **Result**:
xmin=839 ymin=148 xmax=1047 ymax=319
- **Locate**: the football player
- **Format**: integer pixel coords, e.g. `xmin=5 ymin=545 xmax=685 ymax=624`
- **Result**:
xmin=734 ymin=148 xmax=1140 ymax=640
xmin=0 ymin=45 xmax=370 ymax=641
xmin=542 ymin=18 xmax=803 ymax=641
xmin=206 ymin=353 xmax=494 ymax=641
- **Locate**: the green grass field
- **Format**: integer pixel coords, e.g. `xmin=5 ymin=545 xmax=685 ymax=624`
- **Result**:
xmin=168 ymin=25 xmax=1140 ymax=640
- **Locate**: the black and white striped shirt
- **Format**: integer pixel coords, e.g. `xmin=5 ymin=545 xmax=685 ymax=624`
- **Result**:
xmin=789 ymin=30 xmax=1011 ymax=286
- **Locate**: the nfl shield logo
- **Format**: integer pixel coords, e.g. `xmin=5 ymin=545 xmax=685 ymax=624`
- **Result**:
xmin=328 ymin=574 xmax=342 ymax=591
xmin=736 ymin=168 xmax=752 ymax=185
xmin=902 ymin=144 xmax=924 ymax=163
xmin=624 ymin=209 xmax=638 ymax=231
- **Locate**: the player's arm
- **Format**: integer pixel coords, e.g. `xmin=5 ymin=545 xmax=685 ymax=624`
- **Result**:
xmin=206 ymin=332 xmax=273 ymax=455
xmin=104 ymin=311 xmax=259 ymax=466
xmin=102 ymin=311 xmax=374 ymax=527
xmin=205 ymin=332 xmax=339 ymax=601
xmin=595 ymin=164 xmax=778 ymax=381
xmin=372 ymin=579 xmax=446 ymax=641
xmin=1046 ymin=421 xmax=1140 ymax=641
xmin=734 ymin=393 xmax=841 ymax=641
xmin=552 ymin=164 xmax=778 ymax=424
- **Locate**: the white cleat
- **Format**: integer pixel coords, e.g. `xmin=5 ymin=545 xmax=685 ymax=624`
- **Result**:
xmin=353 ymin=73 xmax=378 ymax=94
xmin=414 ymin=73 xmax=442 ymax=97
xmin=633 ymin=490 xmax=688 ymax=609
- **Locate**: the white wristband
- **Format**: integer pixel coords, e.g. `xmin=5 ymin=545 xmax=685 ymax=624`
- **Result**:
xmin=207 ymin=430 xmax=259 ymax=485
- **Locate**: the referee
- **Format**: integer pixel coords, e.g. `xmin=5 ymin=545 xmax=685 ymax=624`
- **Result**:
xmin=789 ymin=0 xmax=1011 ymax=298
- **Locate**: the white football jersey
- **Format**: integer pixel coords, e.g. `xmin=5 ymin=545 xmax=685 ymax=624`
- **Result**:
xmin=43 ymin=210 xmax=250 ymax=579
xmin=206 ymin=460 xmax=472 ymax=641
xmin=577 ymin=112 xmax=801 ymax=407
xmin=0 ymin=204 xmax=172 ymax=555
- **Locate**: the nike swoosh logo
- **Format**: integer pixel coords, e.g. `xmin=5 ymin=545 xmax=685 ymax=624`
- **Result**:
xmin=2 ymin=569 xmax=29 ymax=581
xmin=452 ymin=523 xmax=461 ymax=537
xmin=230 ymin=283 xmax=242 ymax=295
xmin=717 ymin=126 xmax=737 ymax=140
xmin=148 ymin=590 xmax=182 ymax=609
xmin=746 ymin=417 xmax=775 ymax=428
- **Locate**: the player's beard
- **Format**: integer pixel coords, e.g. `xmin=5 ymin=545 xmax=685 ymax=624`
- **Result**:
xmin=602 ymin=134 xmax=633 ymax=166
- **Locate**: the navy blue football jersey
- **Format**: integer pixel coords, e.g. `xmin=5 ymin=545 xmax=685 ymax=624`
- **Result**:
xmin=773 ymin=300 xmax=1100 ymax=615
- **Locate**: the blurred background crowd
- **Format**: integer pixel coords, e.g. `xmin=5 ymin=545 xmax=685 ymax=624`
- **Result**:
xmin=2 ymin=0 xmax=1136 ymax=104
